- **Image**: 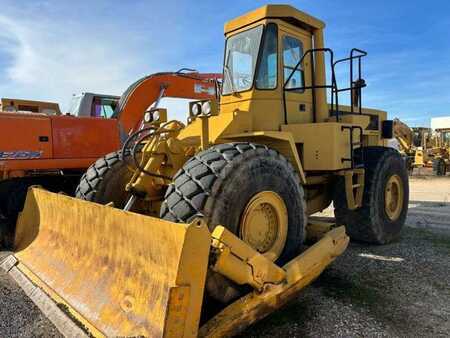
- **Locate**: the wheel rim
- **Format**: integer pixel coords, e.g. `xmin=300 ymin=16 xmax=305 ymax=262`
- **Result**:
xmin=239 ymin=191 xmax=288 ymax=261
xmin=384 ymin=174 xmax=404 ymax=221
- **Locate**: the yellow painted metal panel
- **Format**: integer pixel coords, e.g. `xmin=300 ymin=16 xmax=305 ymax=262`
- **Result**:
xmin=224 ymin=5 xmax=325 ymax=34
xmin=281 ymin=123 xmax=359 ymax=171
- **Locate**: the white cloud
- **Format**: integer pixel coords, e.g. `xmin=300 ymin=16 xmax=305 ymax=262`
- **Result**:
xmin=0 ymin=10 xmax=148 ymax=111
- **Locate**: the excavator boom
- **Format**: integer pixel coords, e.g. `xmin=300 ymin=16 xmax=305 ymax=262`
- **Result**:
xmin=117 ymin=72 xmax=221 ymax=134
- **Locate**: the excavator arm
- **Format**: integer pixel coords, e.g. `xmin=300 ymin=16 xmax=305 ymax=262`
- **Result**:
xmin=116 ymin=71 xmax=222 ymax=135
xmin=393 ymin=118 xmax=414 ymax=153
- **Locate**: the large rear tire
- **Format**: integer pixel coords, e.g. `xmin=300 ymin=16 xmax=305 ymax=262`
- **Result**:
xmin=161 ymin=142 xmax=306 ymax=302
xmin=333 ymin=147 xmax=409 ymax=244
xmin=75 ymin=151 xmax=134 ymax=208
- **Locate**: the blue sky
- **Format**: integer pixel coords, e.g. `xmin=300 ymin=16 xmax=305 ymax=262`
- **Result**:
xmin=0 ymin=0 xmax=449 ymax=126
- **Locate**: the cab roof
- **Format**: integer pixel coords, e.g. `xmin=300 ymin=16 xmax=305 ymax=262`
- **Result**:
xmin=224 ymin=4 xmax=325 ymax=35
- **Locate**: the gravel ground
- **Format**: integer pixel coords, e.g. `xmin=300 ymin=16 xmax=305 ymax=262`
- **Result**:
xmin=242 ymin=226 xmax=450 ymax=337
xmin=1 ymin=176 xmax=449 ymax=337
xmin=0 ymin=255 xmax=61 ymax=338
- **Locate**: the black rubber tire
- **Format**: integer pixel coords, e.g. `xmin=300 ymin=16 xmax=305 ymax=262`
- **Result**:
xmin=75 ymin=151 xmax=134 ymax=208
xmin=333 ymin=147 xmax=409 ymax=244
xmin=432 ymin=158 xmax=447 ymax=176
xmin=161 ymin=142 xmax=306 ymax=260
xmin=0 ymin=180 xmax=23 ymax=249
xmin=160 ymin=142 xmax=306 ymax=302
xmin=0 ymin=176 xmax=79 ymax=249
xmin=404 ymin=156 xmax=414 ymax=176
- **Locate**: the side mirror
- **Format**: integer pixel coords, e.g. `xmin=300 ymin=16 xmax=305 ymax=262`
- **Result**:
xmin=382 ymin=120 xmax=394 ymax=139
xmin=351 ymin=79 xmax=366 ymax=107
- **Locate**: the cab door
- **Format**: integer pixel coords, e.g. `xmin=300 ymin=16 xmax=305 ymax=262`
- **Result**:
xmin=279 ymin=26 xmax=313 ymax=124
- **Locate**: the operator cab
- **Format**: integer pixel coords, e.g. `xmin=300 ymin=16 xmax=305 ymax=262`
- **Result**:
xmin=68 ymin=93 xmax=119 ymax=118
xmin=220 ymin=5 xmax=368 ymax=130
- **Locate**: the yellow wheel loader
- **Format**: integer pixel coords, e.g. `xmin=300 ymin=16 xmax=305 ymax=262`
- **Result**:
xmin=431 ymin=128 xmax=450 ymax=176
xmin=1 ymin=5 xmax=409 ymax=337
xmin=393 ymin=118 xmax=449 ymax=176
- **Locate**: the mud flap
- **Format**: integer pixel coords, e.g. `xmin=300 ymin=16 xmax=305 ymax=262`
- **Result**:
xmin=1 ymin=188 xmax=211 ymax=337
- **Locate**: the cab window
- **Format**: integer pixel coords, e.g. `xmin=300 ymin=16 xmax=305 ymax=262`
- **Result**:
xmin=256 ymin=24 xmax=278 ymax=89
xmin=222 ymin=25 xmax=263 ymax=95
xmin=283 ymin=36 xmax=304 ymax=91
xmin=91 ymin=97 xmax=117 ymax=118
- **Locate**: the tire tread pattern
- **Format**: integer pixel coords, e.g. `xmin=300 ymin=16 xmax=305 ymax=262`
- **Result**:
xmin=75 ymin=151 xmax=122 ymax=201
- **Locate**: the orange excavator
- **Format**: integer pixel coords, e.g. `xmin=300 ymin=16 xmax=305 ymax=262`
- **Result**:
xmin=0 ymin=71 xmax=221 ymax=247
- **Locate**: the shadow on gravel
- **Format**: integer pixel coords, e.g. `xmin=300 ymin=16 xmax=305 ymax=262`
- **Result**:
xmin=409 ymin=200 xmax=450 ymax=207
xmin=410 ymin=227 xmax=450 ymax=252
xmin=312 ymin=266 xmax=413 ymax=335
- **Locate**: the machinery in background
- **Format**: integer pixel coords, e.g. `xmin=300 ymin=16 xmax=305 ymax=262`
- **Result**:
xmin=393 ymin=118 xmax=448 ymax=175
xmin=393 ymin=119 xmax=429 ymax=173
xmin=0 ymin=73 xmax=220 ymax=247
xmin=431 ymin=128 xmax=450 ymax=176
xmin=0 ymin=97 xmax=61 ymax=115
xmin=67 ymin=92 xmax=119 ymax=117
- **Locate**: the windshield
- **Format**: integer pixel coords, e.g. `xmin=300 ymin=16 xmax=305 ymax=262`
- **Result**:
xmin=222 ymin=25 xmax=263 ymax=95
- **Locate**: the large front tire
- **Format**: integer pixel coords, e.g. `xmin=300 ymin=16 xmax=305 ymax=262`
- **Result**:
xmin=334 ymin=147 xmax=409 ymax=244
xmin=161 ymin=142 xmax=306 ymax=302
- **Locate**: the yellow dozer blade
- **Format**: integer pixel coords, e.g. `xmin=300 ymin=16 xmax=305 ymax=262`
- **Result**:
xmin=1 ymin=188 xmax=211 ymax=337
xmin=1 ymin=188 xmax=349 ymax=337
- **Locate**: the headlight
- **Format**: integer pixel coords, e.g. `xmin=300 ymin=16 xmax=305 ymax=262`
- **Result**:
xmin=144 ymin=109 xmax=161 ymax=123
xmin=144 ymin=111 xmax=152 ymax=123
xmin=152 ymin=110 xmax=160 ymax=121
xmin=201 ymin=101 xmax=211 ymax=115
xmin=192 ymin=103 xmax=201 ymax=116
